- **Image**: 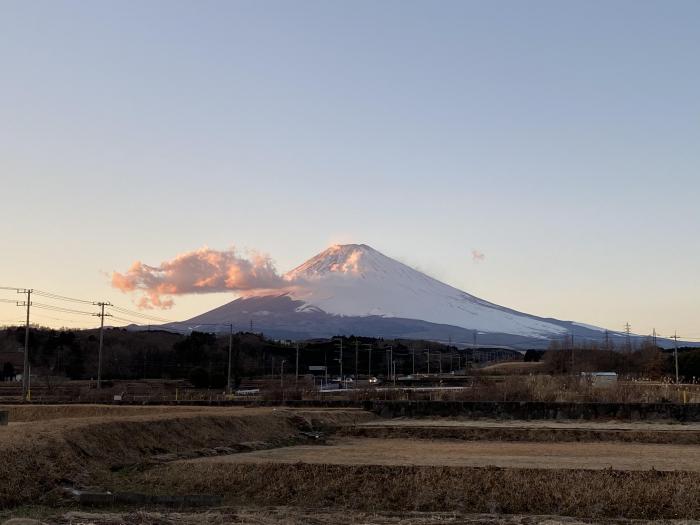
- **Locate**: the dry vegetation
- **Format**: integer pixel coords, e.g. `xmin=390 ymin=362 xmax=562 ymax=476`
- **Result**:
xmin=2 ymin=508 xmax=656 ymax=525
xmin=340 ymin=421 xmax=700 ymax=444
xmin=345 ymin=375 xmax=700 ymax=404
xmin=0 ymin=404 xmax=205 ymax=422
xmin=132 ymin=461 xmax=700 ymax=520
xmin=0 ymin=406 xmax=373 ymax=508
xmin=5 ymin=400 xmax=700 ymax=521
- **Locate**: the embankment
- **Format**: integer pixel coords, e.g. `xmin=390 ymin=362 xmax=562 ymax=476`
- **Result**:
xmin=0 ymin=407 xmax=372 ymax=508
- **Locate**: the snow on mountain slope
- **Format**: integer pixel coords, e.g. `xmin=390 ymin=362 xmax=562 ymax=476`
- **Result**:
xmin=280 ymin=244 xmax=567 ymax=339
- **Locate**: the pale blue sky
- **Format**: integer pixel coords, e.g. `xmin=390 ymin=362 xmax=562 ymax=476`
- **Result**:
xmin=0 ymin=1 xmax=698 ymax=338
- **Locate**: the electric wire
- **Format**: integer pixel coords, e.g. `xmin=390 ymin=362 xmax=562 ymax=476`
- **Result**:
xmin=33 ymin=289 xmax=94 ymax=305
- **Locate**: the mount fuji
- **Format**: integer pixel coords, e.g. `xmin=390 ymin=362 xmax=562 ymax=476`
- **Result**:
xmin=161 ymin=243 xmax=646 ymax=349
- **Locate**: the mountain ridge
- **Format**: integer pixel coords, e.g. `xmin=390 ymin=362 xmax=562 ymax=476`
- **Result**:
xmin=150 ymin=243 xmax=678 ymax=349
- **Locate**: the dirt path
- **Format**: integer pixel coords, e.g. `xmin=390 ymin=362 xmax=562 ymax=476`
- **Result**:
xmin=358 ymin=418 xmax=700 ymax=430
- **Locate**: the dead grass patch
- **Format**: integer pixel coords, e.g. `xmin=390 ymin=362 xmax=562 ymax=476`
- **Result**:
xmin=135 ymin=462 xmax=700 ymax=519
xmin=0 ymin=407 xmax=373 ymax=509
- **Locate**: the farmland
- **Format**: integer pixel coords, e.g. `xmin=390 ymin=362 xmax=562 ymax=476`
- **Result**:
xmin=4 ymin=401 xmax=700 ymax=523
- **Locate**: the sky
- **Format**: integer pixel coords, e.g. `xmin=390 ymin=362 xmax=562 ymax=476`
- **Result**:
xmin=0 ymin=0 xmax=698 ymax=339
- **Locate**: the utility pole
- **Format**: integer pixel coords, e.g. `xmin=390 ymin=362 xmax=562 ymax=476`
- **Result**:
xmin=570 ymin=332 xmax=575 ymax=374
xmin=425 ymin=348 xmax=430 ymax=374
xmin=295 ymin=342 xmax=300 ymax=384
xmin=354 ymin=339 xmax=359 ymax=379
xmin=93 ymin=301 xmax=112 ymax=390
xmin=412 ymin=345 xmax=415 ymax=375
xmin=335 ymin=338 xmax=343 ymax=381
xmin=280 ymin=360 xmax=286 ymax=389
xmin=385 ymin=345 xmax=393 ymax=380
xmin=672 ymin=332 xmax=680 ymax=384
xmin=227 ymin=323 xmax=233 ymax=395
xmin=625 ymin=323 xmax=632 ymax=353
xmin=364 ymin=343 xmax=372 ymax=377
xmin=652 ymin=328 xmax=657 ymax=348
xmin=17 ymin=289 xmax=31 ymax=401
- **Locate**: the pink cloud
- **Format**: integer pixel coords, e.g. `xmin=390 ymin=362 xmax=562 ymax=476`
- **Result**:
xmin=111 ymin=247 xmax=287 ymax=309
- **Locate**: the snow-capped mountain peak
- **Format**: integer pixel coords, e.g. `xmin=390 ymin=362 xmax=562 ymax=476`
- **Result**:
xmin=285 ymin=243 xmax=385 ymax=280
xmin=281 ymin=244 xmax=567 ymax=339
xmin=176 ymin=243 xmax=664 ymax=347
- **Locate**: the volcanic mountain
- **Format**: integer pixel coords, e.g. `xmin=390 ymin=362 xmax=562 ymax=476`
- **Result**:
xmin=167 ymin=243 xmax=634 ymax=349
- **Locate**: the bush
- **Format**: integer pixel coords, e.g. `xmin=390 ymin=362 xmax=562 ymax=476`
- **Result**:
xmin=188 ymin=367 xmax=209 ymax=389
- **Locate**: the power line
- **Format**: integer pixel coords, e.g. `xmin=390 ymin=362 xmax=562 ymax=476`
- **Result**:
xmin=107 ymin=305 xmax=174 ymax=324
xmin=32 ymin=303 xmax=96 ymax=316
xmin=33 ymin=289 xmax=94 ymax=305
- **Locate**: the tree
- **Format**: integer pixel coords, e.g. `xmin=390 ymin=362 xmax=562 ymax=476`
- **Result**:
xmin=2 ymin=362 xmax=15 ymax=381
xmin=188 ymin=367 xmax=209 ymax=389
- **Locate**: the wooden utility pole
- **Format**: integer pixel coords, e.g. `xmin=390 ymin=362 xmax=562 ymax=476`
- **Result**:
xmin=227 ymin=323 xmax=233 ymax=394
xmin=18 ymin=289 xmax=31 ymax=401
xmin=354 ymin=340 xmax=359 ymax=379
xmin=672 ymin=332 xmax=680 ymax=384
xmin=93 ymin=302 xmax=112 ymax=389
xmin=295 ymin=342 xmax=300 ymax=383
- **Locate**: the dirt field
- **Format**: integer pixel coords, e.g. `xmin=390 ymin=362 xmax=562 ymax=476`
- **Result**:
xmin=357 ymin=418 xmax=700 ymax=430
xmin=184 ymin=436 xmax=700 ymax=471
xmin=0 ymin=405 xmax=373 ymax=508
xmin=340 ymin=418 xmax=700 ymax=444
xmin=6 ymin=403 xmax=700 ymax=521
xmin=0 ymin=403 xmax=206 ymax=422
xmin=2 ymin=507 xmax=687 ymax=524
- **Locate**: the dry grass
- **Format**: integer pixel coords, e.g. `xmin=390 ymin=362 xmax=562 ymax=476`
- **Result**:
xmin=134 ymin=461 xmax=700 ymax=519
xmin=4 ymin=507 xmax=647 ymax=524
xmin=350 ymin=376 xmax=700 ymax=404
xmin=340 ymin=423 xmax=700 ymax=444
xmin=0 ymin=407 xmax=374 ymax=509
xmin=0 ymin=404 xmax=205 ymax=422
xmin=181 ymin=437 xmax=700 ymax=471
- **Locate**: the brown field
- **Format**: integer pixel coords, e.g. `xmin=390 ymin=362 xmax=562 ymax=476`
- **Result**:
xmin=0 ymin=405 xmax=373 ymax=508
xmin=341 ymin=418 xmax=700 ymax=444
xmin=5 ymin=403 xmax=700 ymax=521
xmin=184 ymin=436 xmax=700 ymax=471
xmin=0 ymin=403 xmax=206 ymax=422
xmin=133 ymin=459 xmax=700 ymax=519
xmin=6 ymin=508 xmax=681 ymax=525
